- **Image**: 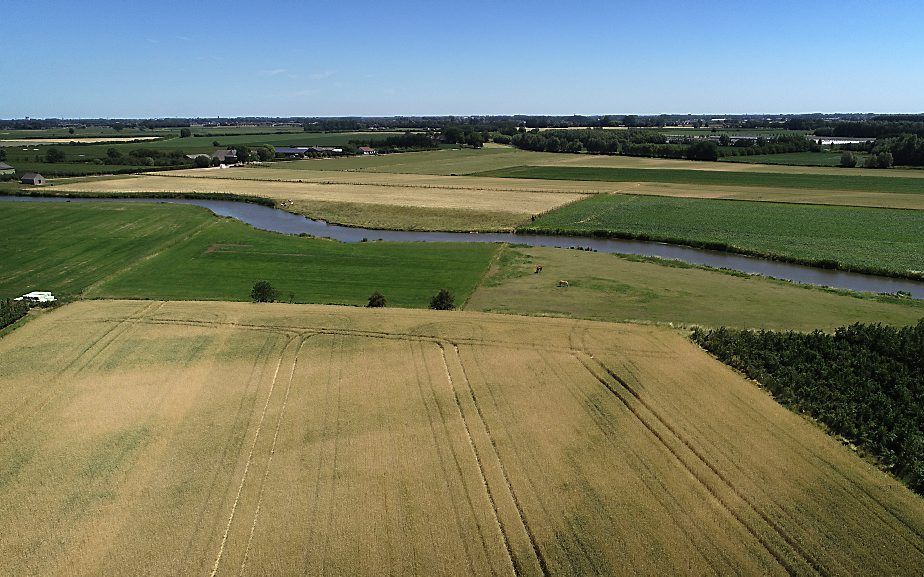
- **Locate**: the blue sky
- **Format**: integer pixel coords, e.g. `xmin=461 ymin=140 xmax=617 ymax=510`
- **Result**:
xmin=1 ymin=0 xmax=922 ymax=117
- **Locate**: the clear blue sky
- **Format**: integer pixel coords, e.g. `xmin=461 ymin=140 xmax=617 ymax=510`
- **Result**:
xmin=1 ymin=0 xmax=922 ymax=118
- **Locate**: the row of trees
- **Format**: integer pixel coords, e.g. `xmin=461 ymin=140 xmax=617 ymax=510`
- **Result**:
xmin=872 ymin=133 xmax=924 ymax=166
xmin=350 ymin=132 xmax=441 ymax=152
xmin=0 ymin=299 xmax=29 ymax=330
xmin=509 ymin=129 xmax=721 ymax=160
xmin=250 ymin=282 xmax=456 ymax=310
xmin=692 ymin=320 xmax=924 ymax=495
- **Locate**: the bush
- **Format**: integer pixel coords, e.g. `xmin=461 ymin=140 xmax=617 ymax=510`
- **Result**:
xmin=45 ymin=147 xmax=65 ymax=163
xmin=194 ymin=155 xmax=211 ymax=168
xmin=250 ymin=280 xmax=278 ymax=302
xmin=839 ymin=151 xmax=857 ymax=168
xmin=366 ymin=291 xmax=387 ymax=308
xmin=0 ymin=299 xmax=29 ymax=330
xmin=429 ymin=289 xmax=455 ymax=310
xmin=180 ymin=128 xmax=192 ymax=138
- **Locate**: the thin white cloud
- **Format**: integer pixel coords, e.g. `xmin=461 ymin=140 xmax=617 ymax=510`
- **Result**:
xmin=309 ymin=70 xmax=334 ymax=80
xmin=259 ymin=68 xmax=289 ymax=77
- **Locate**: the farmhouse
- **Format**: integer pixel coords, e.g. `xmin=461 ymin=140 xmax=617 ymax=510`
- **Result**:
xmin=275 ymin=146 xmax=346 ymax=158
xmin=211 ymin=149 xmax=238 ymax=164
xmin=20 ymin=173 xmax=46 ymax=185
xmin=357 ymin=146 xmax=377 ymax=155
xmin=0 ymin=162 xmax=14 ymax=176
xmin=14 ymin=291 xmax=56 ymax=303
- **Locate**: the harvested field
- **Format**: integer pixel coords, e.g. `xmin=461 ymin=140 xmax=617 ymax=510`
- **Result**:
xmin=1 ymin=300 xmax=923 ymax=575
xmin=52 ymin=174 xmax=588 ymax=230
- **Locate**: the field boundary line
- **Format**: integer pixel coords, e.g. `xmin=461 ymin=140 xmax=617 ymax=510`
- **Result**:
xmin=575 ymin=352 xmax=825 ymax=577
xmin=450 ymin=342 xmax=550 ymax=577
xmin=237 ymin=334 xmax=313 ymax=576
xmin=209 ymin=332 xmax=299 ymax=577
xmin=438 ymin=343 xmax=519 ymax=577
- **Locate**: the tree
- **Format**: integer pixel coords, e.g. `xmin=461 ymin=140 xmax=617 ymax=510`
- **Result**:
xmin=0 ymin=148 xmax=6 ymax=161
xmin=839 ymin=151 xmax=857 ymax=168
xmin=250 ymin=280 xmax=278 ymax=302
xmin=623 ymin=115 xmax=639 ymax=128
xmin=45 ymin=147 xmax=65 ymax=163
xmin=718 ymin=134 xmax=731 ymax=147
xmin=686 ymin=140 xmax=718 ymax=161
xmin=106 ymin=147 xmax=122 ymax=162
xmin=429 ymin=289 xmax=455 ymax=310
xmin=194 ymin=155 xmax=211 ymax=168
xmin=366 ymin=291 xmax=387 ymax=308
xmin=236 ymin=145 xmax=250 ymax=163
xmin=68 ymin=127 xmax=75 ymax=135
xmin=256 ymin=145 xmax=275 ymax=161
xmin=465 ymin=131 xmax=484 ymax=148
xmin=180 ymin=128 xmax=192 ymax=138
xmin=212 ymin=140 xmax=221 ymax=147
xmin=877 ymin=151 xmax=894 ymax=168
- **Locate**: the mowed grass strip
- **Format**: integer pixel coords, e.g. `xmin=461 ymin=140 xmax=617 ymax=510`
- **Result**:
xmin=480 ymin=165 xmax=924 ymax=194
xmin=0 ymin=202 xmax=497 ymax=307
xmin=521 ymin=194 xmax=924 ymax=277
xmin=466 ymin=246 xmax=924 ymax=330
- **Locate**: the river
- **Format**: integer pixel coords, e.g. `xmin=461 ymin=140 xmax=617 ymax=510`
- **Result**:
xmin=3 ymin=195 xmax=922 ymax=299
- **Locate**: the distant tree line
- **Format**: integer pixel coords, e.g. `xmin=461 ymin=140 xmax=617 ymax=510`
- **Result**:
xmin=692 ymin=320 xmax=924 ymax=495
xmin=815 ymin=120 xmax=924 ymax=139
xmin=350 ymin=132 xmax=440 ymax=152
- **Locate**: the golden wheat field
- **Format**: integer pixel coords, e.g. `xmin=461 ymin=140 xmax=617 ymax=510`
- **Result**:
xmin=52 ymin=173 xmax=589 ymax=218
xmin=1 ymin=301 xmax=923 ymax=576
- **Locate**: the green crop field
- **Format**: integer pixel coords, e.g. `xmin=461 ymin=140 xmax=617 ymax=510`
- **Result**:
xmin=0 ymin=202 xmax=496 ymax=307
xmin=521 ymin=194 xmax=924 ymax=277
xmin=478 ymin=165 xmax=924 ymax=194
xmin=722 ymin=151 xmax=870 ymax=167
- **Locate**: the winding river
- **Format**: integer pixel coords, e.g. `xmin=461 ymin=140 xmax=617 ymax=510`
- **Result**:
xmin=3 ymin=195 xmax=923 ymax=299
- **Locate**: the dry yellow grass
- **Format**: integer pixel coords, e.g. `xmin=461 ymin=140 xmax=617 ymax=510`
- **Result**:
xmin=1 ymin=300 xmax=922 ymax=575
xmin=53 ymin=173 xmax=589 ymax=220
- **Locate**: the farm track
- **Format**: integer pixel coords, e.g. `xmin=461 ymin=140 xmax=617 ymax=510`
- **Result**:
xmin=575 ymin=353 xmax=822 ymax=576
xmin=2 ymin=301 xmax=924 ymax=575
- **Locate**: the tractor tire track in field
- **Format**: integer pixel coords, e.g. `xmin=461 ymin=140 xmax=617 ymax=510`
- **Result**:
xmin=237 ymin=334 xmax=313 ymax=576
xmin=0 ymin=301 xmax=163 ymax=444
xmin=450 ymin=342 xmax=550 ymax=577
xmin=209 ymin=332 xmax=301 ymax=577
xmin=438 ymin=343 xmax=519 ymax=577
xmin=575 ymin=353 xmax=825 ymax=577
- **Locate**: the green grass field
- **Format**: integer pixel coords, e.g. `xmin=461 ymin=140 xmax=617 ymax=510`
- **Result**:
xmin=722 ymin=151 xmax=870 ymax=167
xmin=521 ymin=194 xmax=924 ymax=277
xmin=467 ymin=246 xmax=924 ymax=330
xmin=0 ymin=202 xmax=496 ymax=307
xmin=478 ymin=165 xmax=924 ymax=194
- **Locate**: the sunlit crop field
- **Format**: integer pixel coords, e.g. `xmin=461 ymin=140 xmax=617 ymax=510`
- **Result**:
xmin=2 ymin=301 xmax=923 ymax=575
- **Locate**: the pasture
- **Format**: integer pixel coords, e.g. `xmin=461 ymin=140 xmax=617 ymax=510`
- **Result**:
xmin=467 ymin=246 xmax=924 ymax=330
xmin=0 ymin=300 xmax=922 ymax=575
xmin=0 ymin=202 xmax=496 ymax=307
xmin=522 ymin=194 xmax=924 ymax=277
